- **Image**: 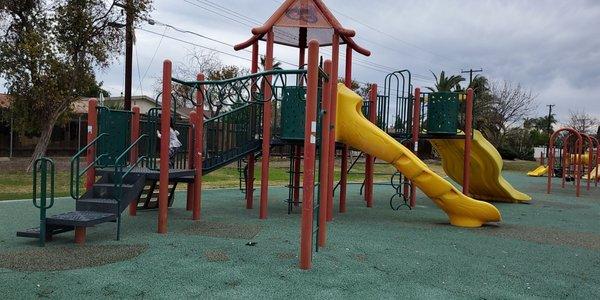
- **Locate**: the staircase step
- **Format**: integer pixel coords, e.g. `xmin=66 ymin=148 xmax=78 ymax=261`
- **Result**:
xmin=94 ymin=183 xmax=134 ymax=188
xmin=16 ymin=227 xmax=42 ymax=238
xmin=16 ymin=225 xmax=74 ymax=239
xmin=92 ymin=183 xmax=135 ymax=198
xmin=76 ymin=198 xmax=119 ymax=213
xmin=46 ymin=211 xmax=116 ymax=227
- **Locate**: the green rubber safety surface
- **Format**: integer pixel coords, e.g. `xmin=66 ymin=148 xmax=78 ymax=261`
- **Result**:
xmin=0 ymin=172 xmax=598 ymax=298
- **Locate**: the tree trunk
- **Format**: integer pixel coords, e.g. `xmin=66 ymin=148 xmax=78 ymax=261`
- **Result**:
xmin=27 ymin=112 xmax=61 ymax=172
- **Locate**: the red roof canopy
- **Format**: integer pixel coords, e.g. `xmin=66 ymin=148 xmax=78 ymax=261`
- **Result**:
xmin=234 ymin=0 xmax=370 ymax=56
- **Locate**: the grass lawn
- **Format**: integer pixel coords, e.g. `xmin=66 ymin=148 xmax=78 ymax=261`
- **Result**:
xmin=0 ymin=158 xmax=534 ymax=201
xmin=0 ymin=159 xmax=402 ymax=201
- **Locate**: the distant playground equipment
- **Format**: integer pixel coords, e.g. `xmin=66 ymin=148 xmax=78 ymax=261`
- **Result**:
xmin=17 ymin=0 xmax=530 ymax=270
xmin=527 ymin=165 xmax=549 ymax=177
xmin=527 ymin=151 xmax=549 ymax=177
xmin=547 ymin=128 xmax=599 ymax=197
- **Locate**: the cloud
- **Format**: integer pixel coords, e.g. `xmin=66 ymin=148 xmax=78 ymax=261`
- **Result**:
xmin=2 ymin=0 xmax=599 ymax=124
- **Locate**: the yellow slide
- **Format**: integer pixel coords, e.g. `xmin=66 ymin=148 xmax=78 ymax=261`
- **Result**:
xmin=335 ymin=84 xmax=501 ymax=227
xmin=527 ymin=165 xmax=548 ymax=177
xmin=429 ymin=132 xmax=531 ymax=203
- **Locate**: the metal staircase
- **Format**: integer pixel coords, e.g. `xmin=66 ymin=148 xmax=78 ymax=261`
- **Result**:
xmin=17 ymin=171 xmax=146 ymax=242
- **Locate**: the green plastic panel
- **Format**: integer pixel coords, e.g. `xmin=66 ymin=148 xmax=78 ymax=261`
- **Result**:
xmin=97 ymin=108 xmax=132 ymax=166
xmin=280 ymin=86 xmax=307 ymax=140
xmin=427 ymin=92 xmax=459 ymax=135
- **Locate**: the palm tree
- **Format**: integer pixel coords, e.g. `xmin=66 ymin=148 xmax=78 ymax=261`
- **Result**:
xmin=426 ymin=70 xmax=465 ymax=92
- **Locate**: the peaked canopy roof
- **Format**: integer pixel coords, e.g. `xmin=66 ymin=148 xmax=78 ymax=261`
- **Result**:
xmin=234 ymin=0 xmax=371 ymax=56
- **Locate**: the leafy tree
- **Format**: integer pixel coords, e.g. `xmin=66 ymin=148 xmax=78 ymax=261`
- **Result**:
xmin=426 ymin=70 xmax=465 ymax=92
xmin=523 ymin=115 xmax=557 ymax=147
xmin=0 ymin=0 xmax=152 ymax=169
xmin=337 ymin=78 xmax=375 ymax=100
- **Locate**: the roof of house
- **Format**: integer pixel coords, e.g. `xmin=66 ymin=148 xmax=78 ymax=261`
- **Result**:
xmin=0 ymin=93 xmax=200 ymax=118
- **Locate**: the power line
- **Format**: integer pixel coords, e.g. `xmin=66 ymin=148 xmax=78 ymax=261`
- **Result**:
xmin=142 ymin=20 xmax=300 ymax=68
xmin=461 ymin=68 xmax=483 ymax=84
xmin=185 ymin=0 xmax=435 ymax=82
xmin=142 ymin=3 xmax=434 ymax=89
xmin=140 ymin=25 xmax=168 ymax=85
xmin=270 ymin=0 xmax=462 ymax=67
xmin=138 ymin=28 xmax=254 ymax=63
xmin=182 ymin=0 xmax=434 ymax=81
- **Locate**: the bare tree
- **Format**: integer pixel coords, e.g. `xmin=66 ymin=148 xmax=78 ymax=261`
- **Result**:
xmin=567 ymin=110 xmax=599 ymax=134
xmin=485 ymin=80 xmax=538 ymax=145
xmin=154 ymin=48 xmax=248 ymax=118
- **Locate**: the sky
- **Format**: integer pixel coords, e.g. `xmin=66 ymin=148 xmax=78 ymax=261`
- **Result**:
xmin=3 ymin=0 xmax=600 ymax=123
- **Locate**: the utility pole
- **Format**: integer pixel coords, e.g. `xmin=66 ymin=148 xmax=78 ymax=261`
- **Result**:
xmin=124 ymin=0 xmax=133 ymax=111
xmin=461 ymin=68 xmax=483 ymax=84
xmin=112 ymin=1 xmax=132 ymax=110
xmin=545 ymin=104 xmax=555 ymax=158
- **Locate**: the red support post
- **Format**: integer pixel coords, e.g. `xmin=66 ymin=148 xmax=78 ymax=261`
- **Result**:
xmin=575 ymin=139 xmax=582 ymax=197
xmin=318 ymin=59 xmax=332 ymax=247
xmin=548 ymin=128 xmax=582 ymax=196
xmin=462 ymin=88 xmax=474 ymax=196
xmin=589 ymin=138 xmax=600 ymax=187
xmin=129 ymin=106 xmax=140 ymax=216
xmin=245 ymin=42 xmax=259 ymax=209
xmin=294 ymin=40 xmax=306 ymax=206
xmin=158 ymin=60 xmax=172 ymax=234
xmin=339 ymin=46 xmax=352 ymax=213
xmin=547 ymin=137 xmax=555 ymax=194
xmin=410 ymin=88 xmax=421 ymax=208
xmin=561 ymin=134 xmax=571 ymax=189
xmin=194 ymin=74 xmax=205 ymax=221
xmin=583 ymin=134 xmax=593 ymax=191
xmin=326 ymin=33 xmax=339 ymax=221
xmin=86 ymin=99 xmax=98 ymax=190
xmin=259 ymin=30 xmax=274 ymax=219
xmin=299 ymin=39 xmax=320 ymax=270
xmin=74 ymin=227 xmax=86 ymax=245
xmin=186 ymin=112 xmax=197 ymax=211
xmin=365 ymin=84 xmax=377 ymax=207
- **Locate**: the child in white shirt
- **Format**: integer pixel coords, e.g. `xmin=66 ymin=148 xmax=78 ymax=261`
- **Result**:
xmin=157 ymin=119 xmax=182 ymax=168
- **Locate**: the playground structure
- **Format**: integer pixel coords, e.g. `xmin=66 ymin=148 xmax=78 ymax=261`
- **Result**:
xmin=18 ymin=0 xmax=533 ymax=270
xmin=547 ymin=128 xmax=599 ymax=197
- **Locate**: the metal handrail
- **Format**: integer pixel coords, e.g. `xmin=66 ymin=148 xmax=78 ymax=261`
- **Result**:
xmin=33 ymin=157 xmax=55 ymax=247
xmin=172 ymin=69 xmax=308 ymax=86
xmin=70 ymin=133 xmax=109 ymax=200
xmin=113 ymin=134 xmax=148 ymax=241
xmin=204 ymin=102 xmax=260 ymax=123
